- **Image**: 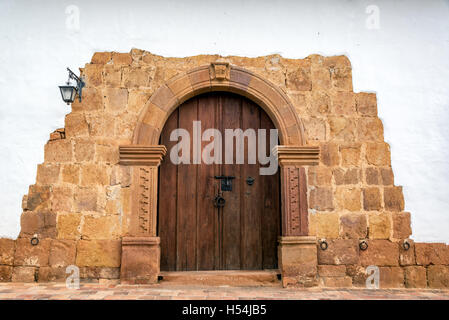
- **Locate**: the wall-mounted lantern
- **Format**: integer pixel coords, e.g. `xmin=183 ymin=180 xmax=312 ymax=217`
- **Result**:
xmin=59 ymin=67 xmax=85 ymax=105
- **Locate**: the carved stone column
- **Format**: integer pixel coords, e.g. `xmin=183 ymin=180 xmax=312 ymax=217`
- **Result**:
xmin=274 ymin=145 xmax=320 ymax=287
xmin=118 ymin=145 xmax=166 ymax=284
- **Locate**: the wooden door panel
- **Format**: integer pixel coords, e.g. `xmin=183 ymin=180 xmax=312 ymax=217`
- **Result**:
xmin=158 ymin=92 xmax=280 ymax=271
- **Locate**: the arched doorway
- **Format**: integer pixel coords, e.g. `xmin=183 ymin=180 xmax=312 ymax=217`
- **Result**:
xmin=158 ymin=92 xmax=281 ymax=271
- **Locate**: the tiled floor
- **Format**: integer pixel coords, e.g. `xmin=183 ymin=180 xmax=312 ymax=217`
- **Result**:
xmin=0 ymin=283 xmax=448 ymax=300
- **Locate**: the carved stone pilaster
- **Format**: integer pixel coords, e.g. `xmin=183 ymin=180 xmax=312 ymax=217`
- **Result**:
xmin=275 ymin=145 xmax=319 ymax=237
xmin=119 ymin=145 xmax=166 ymax=237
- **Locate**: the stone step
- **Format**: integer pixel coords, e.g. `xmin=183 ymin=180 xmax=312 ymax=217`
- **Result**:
xmin=158 ymin=270 xmax=281 ymax=287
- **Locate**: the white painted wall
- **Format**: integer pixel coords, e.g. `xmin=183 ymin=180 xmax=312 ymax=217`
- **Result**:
xmin=0 ymin=0 xmax=448 ymax=242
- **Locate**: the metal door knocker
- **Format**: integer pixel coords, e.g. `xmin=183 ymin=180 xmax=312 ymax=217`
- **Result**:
xmin=214 ymin=195 xmax=226 ymax=208
xmin=246 ymin=177 xmax=255 ymax=186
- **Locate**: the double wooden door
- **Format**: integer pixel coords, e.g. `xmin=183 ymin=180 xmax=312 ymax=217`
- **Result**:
xmin=158 ymin=92 xmax=280 ymax=271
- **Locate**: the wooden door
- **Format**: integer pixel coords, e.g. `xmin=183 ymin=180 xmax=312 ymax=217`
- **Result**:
xmin=158 ymin=92 xmax=280 ymax=271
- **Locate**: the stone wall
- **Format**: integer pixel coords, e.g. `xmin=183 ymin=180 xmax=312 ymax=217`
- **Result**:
xmin=0 ymin=49 xmax=448 ymax=287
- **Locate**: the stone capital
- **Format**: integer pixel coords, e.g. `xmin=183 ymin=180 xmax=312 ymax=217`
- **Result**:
xmin=119 ymin=145 xmax=167 ymax=166
xmin=273 ymin=145 xmax=320 ymax=167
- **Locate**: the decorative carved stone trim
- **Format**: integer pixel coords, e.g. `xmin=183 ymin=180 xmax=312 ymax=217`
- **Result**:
xmin=281 ymin=166 xmax=309 ymax=236
xmin=119 ymin=145 xmax=167 ymax=166
xmin=209 ymin=62 xmax=230 ymax=80
xmin=273 ymin=145 xmax=320 ymax=167
xmin=122 ymin=236 xmax=160 ymax=246
xmin=278 ymin=236 xmax=317 ymax=245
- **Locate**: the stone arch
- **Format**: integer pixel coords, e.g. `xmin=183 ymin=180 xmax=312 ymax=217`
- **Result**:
xmin=132 ymin=63 xmax=306 ymax=146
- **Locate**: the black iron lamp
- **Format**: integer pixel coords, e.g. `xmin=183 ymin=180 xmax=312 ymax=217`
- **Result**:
xmin=59 ymin=67 xmax=85 ymax=105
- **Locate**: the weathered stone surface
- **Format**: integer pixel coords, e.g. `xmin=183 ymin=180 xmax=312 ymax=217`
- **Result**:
xmin=0 ymin=239 xmax=15 ymax=265
xmin=318 ymin=265 xmax=346 ymax=277
xmin=57 ymin=213 xmax=81 ymax=240
xmin=309 ymin=213 xmax=339 ymax=238
xmin=36 ymin=164 xmax=60 ymax=185
xmin=12 ymin=266 xmax=36 ymax=282
xmin=320 ymin=143 xmax=340 ymax=166
xmin=91 ymin=52 xmax=111 ymax=64
xmin=96 ymin=143 xmax=119 ymax=164
xmin=49 ymin=240 xmax=76 ymax=268
xmin=333 ymin=168 xmax=359 ymax=185
xmin=335 ymin=187 xmax=361 ymax=211
xmin=399 ymin=239 xmax=416 ymax=266
xmin=309 ymin=187 xmax=334 ymax=211
xmin=331 ymin=92 xmax=355 ymax=115
xmin=379 ymin=267 xmax=404 ymax=288
xmin=404 ymin=266 xmax=427 ymax=288
xmin=103 ymin=65 xmax=122 ymax=87
xmin=427 ymin=265 xmax=449 ymax=288
xmin=380 ymin=168 xmax=394 ymax=185
xmin=111 ymin=52 xmax=132 ymax=66
xmin=365 ymin=167 xmax=379 ymax=185
xmin=309 ymin=55 xmax=331 ymax=91
xmin=128 ymin=89 xmax=152 ymax=114
xmin=365 ymin=142 xmax=390 ymax=166
xmin=355 ymin=92 xmax=377 ymax=116
xmin=80 ymin=267 xmax=120 ymax=279
xmin=81 ymin=215 xmax=121 ymax=240
xmin=51 ymin=186 xmax=74 ymax=213
xmin=383 ymin=187 xmax=404 ymax=212
xmin=340 ymin=213 xmax=367 ymax=239
xmin=415 ymin=243 xmax=449 ymax=265
xmin=392 ymin=212 xmax=412 ymax=239
xmin=345 ymin=265 xmax=367 ymax=287
xmin=328 ymin=117 xmax=355 ymax=141
xmin=318 ymin=239 xmax=359 ymax=265
xmin=38 ymin=267 xmax=67 ymax=282
xmin=104 ymin=88 xmax=128 ymax=112
xmin=83 ymin=63 xmax=103 ymax=87
xmin=26 ymin=185 xmax=51 ymax=212
xmin=309 ymin=91 xmax=330 ymax=115
xmin=76 ymin=240 xmax=121 ymax=267
xmin=286 ymin=62 xmax=311 ymax=91
xmin=80 ymin=164 xmax=109 ymax=186
xmin=303 ymin=117 xmax=326 ymax=141
xmin=307 ymin=166 xmax=332 ymax=186
xmin=74 ymin=139 xmax=95 ymax=162
xmin=65 ymin=113 xmax=89 ymax=138
xmin=61 ymin=164 xmax=80 ymax=184
xmin=14 ymin=238 xmax=51 ymax=267
xmin=0 ymin=266 xmax=12 ymax=282
xmin=356 ymin=118 xmax=383 ymax=141
xmin=44 ymin=140 xmax=73 ymax=163
xmin=74 ymin=187 xmax=98 ymax=211
xmin=71 ymin=88 xmax=103 ymax=112
xmin=86 ymin=114 xmax=115 ymax=137
xmin=368 ymin=213 xmax=391 ymax=239
xmin=340 ymin=144 xmax=361 ymax=166
xmin=20 ymin=211 xmax=56 ymax=238
xmin=363 ymin=187 xmax=382 ymax=211
xmin=359 ymin=240 xmax=399 ymax=266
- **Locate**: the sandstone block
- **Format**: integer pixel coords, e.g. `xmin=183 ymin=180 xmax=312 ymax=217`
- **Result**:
xmin=380 ymin=168 xmax=394 ymax=185
xmin=345 ymin=265 xmax=367 ymax=287
xmin=111 ymin=52 xmax=132 ymax=65
xmin=14 ymin=238 xmax=51 ymax=267
xmin=340 ymin=144 xmax=361 ymax=166
xmin=363 ymin=187 xmax=382 ymax=211
xmin=399 ymin=239 xmax=416 ymax=266
xmin=96 ymin=144 xmax=119 ymax=164
xmin=405 ymin=266 xmax=427 ymax=288
xmin=76 ymin=240 xmax=121 ymax=267
xmin=128 ymin=89 xmax=152 ymax=114
xmin=81 ymin=215 xmax=121 ymax=240
xmin=320 ymin=143 xmax=340 ymax=166
xmin=57 ymin=213 xmax=82 ymax=240
xmin=62 ymin=164 xmax=80 ymax=184
xmin=309 ymin=187 xmax=334 ymax=211
xmin=74 ymin=187 xmax=98 ymax=211
xmin=49 ymin=240 xmax=76 ymax=268
xmin=38 ymin=267 xmax=67 ymax=282
xmin=74 ymin=139 xmax=95 ymax=162
xmin=0 ymin=266 xmax=12 ymax=282
xmin=12 ymin=266 xmax=36 ymax=282
xmin=368 ymin=213 xmax=391 ymax=239
xmin=91 ymin=52 xmax=111 ymax=64
xmin=392 ymin=212 xmax=412 ymax=239
xmin=333 ymin=168 xmax=359 ymax=185
xmin=36 ymin=164 xmax=60 ymax=185
xmin=0 ymin=239 xmax=16 ymax=265
xmin=71 ymin=88 xmax=103 ymax=112
xmin=340 ymin=213 xmax=367 ymax=239
xmin=328 ymin=117 xmax=355 ymax=141
xmin=83 ymin=63 xmax=103 ymax=87
xmin=26 ymin=185 xmax=51 ymax=212
xmin=383 ymin=186 xmax=404 ymax=212
xmin=365 ymin=167 xmax=379 ymax=185
xmin=309 ymin=213 xmax=339 ymax=238
xmin=320 ymin=276 xmax=352 ymax=288
xmin=310 ymin=55 xmax=331 ymax=90
xmin=330 ymin=65 xmax=352 ymax=91
xmin=286 ymin=63 xmax=311 ymax=91
xmin=379 ymin=266 xmax=404 ymax=288
xmin=80 ymin=164 xmax=109 ymax=186
xmin=86 ymin=114 xmax=115 ymax=137
xmin=80 ymin=267 xmax=120 ymax=279
xmin=427 ymin=265 xmax=449 ymax=288
xmin=359 ymin=240 xmax=399 ymax=266
xmin=415 ymin=243 xmax=449 ymax=265
xmin=317 ymin=239 xmax=359 ymax=265
xmin=355 ymin=92 xmax=377 ymax=116
xmin=356 ymin=118 xmax=383 ymax=141
xmin=309 ymin=91 xmax=330 ymax=115
xmin=103 ymin=65 xmax=122 ymax=87
xmin=104 ymin=88 xmax=128 ymax=112
xmin=331 ymin=92 xmax=355 ymax=115
xmin=20 ymin=211 xmax=56 ymax=238
xmin=303 ymin=117 xmax=326 ymax=141
xmin=318 ymin=265 xmax=346 ymax=277
xmin=335 ymin=186 xmax=361 ymax=211
xmin=307 ymin=166 xmax=332 ymax=186
xmin=365 ymin=142 xmax=391 ymax=166
xmin=44 ymin=140 xmax=73 ymax=163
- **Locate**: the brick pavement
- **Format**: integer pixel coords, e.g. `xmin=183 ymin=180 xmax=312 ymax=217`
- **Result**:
xmin=0 ymin=283 xmax=448 ymax=300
